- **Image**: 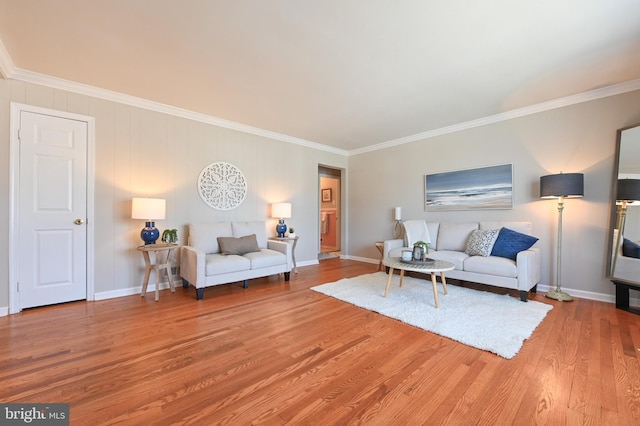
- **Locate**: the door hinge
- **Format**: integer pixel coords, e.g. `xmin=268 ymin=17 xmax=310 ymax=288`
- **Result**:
xmin=16 ymin=282 xmax=19 ymax=292
xmin=17 ymin=128 xmax=21 ymax=140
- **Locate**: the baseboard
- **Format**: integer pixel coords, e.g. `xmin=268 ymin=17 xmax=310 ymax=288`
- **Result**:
xmin=0 ymin=306 xmax=8 ymax=317
xmin=94 ymin=277 xmax=178 ymax=301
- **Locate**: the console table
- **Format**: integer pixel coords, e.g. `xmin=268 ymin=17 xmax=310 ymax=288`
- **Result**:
xmin=611 ymin=279 xmax=640 ymax=315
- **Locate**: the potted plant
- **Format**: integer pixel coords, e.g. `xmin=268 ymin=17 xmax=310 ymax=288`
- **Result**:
xmin=288 ymin=228 xmax=296 ymax=238
xmin=161 ymin=229 xmax=178 ymax=244
xmin=412 ymin=240 xmax=429 ymax=261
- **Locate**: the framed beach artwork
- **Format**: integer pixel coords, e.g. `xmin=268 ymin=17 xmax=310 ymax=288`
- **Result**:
xmin=425 ymin=164 xmax=513 ymax=211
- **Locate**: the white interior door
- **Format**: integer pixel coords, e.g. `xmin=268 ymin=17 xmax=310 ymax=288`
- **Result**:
xmin=17 ymin=110 xmax=88 ymax=309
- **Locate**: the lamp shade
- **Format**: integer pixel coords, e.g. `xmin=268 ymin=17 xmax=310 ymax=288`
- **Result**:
xmin=271 ymin=202 xmax=291 ymax=219
xmin=132 ymin=198 xmax=166 ymax=220
xmin=617 ymin=179 xmax=640 ymax=202
xmin=540 ymin=173 xmax=584 ymax=199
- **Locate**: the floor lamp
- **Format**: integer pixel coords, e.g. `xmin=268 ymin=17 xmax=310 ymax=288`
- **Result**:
xmin=540 ymin=172 xmax=584 ymax=302
xmin=612 ymin=179 xmax=640 ymax=275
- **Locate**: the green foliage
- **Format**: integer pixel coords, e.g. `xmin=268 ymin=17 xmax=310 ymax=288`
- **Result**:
xmin=161 ymin=229 xmax=178 ymax=243
xmin=413 ymin=240 xmax=430 ymax=253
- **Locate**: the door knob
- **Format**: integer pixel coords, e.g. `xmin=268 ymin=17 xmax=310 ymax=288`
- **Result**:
xmin=74 ymin=219 xmax=85 ymax=225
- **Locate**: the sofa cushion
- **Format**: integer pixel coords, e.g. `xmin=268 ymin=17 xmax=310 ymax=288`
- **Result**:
xmin=491 ymin=227 xmax=538 ymax=260
xmin=465 ymin=229 xmax=500 ymax=257
xmin=204 ymin=253 xmax=250 ymax=275
xmin=464 ymin=255 xmax=517 ymax=278
xmin=189 ymin=222 xmax=233 ymax=254
xmin=623 ymin=238 xmax=640 ymax=258
xmin=427 ymin=250 xmax=468 ymax=270
xmin=436 ymin=222 xmax=479 ymax=251
xmin=244 ymin=249 xmax=287 ymax=269
xmin=217 ymin=234 xmax=260 ymax=255
xmin=232 ymin=221 xmax=268 ymax=248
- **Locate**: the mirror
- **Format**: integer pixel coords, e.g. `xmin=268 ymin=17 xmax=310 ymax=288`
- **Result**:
xmin=608 ymin=123 xmax=640 ymax=284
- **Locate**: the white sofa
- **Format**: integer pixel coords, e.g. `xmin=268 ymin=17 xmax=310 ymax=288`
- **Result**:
xmin=180 ymin=221 xmax=292 ymax=300
xmin=383 ymin=220 xmax=541 ymax=301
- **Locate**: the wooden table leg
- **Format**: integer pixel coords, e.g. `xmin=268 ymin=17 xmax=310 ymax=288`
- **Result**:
xmin=154 ymin=253 xmax=160 ymax=302
xmin=141 ymin=251 xmax=152 ymax=298
xmin=384 ymin=267 xmax=395 ymax=297
xmin=375 ymin=242 xmax=384 ymax=271
xmin=440 ymin=272 xmax=448 ymax=295
xmin=399 ymin=269 xmax=405 ymax=287
xmin=431 ymin=273 xmax=439 ymax=308
xmin=160 ymin=249 xmax=176 ymax=294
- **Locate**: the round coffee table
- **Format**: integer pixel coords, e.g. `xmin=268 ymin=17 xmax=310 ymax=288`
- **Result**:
xmin=383 ymin=257 xmax=455 ymax=308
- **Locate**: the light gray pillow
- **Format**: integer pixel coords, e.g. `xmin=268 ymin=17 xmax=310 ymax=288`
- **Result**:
xmin=465 ymin=229 xmax=500 ymax=257
xmin=217 ymin=234 xmax=260 ymax=255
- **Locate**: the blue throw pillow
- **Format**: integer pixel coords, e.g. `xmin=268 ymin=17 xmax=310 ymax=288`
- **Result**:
xmin=490 ymin=227 xmax=538 ymax=260
xmin=622 ymin=238 xmax=640 ymax=258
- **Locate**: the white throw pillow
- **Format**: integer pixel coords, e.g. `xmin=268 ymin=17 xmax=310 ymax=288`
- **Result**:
xmin=465 ymin=228 xmax=500 ymax=257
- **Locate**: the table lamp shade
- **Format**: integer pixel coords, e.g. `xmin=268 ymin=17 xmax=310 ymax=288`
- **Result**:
xmin=271 ymin=203 xmax=291 ymax=219
xmin=132 ymin=198 xmax=166 ymax=220
xmin=132 ymin=198 xmax=166 ymax=245
xmin=540 ymin=173 xmax=584 ymax=199
xmin=617 ymin=179 xmax=640 ymax=202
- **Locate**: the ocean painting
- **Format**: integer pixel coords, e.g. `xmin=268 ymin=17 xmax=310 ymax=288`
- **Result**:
xmin=425 ymin=164 xmax=513 ymax=211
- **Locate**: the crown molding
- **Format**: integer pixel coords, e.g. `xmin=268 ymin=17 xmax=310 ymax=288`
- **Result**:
xmin=3 ymin=50 xmax=639 ymax=158
xmin=350 ymin=78 xmax=640 ymax=156
xmin=6 ymin=67 xmax=349 ymax=156
xmin=0 ymin=38 xmax=16 ymax=78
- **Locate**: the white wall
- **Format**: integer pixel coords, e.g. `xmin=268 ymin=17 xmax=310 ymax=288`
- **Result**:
xmin=0 ymin=78 xmax=347 ymax=308
xmin=347 ymin=89 xmax=640 ymax=300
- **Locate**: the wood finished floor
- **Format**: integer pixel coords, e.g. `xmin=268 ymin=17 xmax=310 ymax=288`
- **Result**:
xmin=1 ymin=258 xmax=639 ymax=425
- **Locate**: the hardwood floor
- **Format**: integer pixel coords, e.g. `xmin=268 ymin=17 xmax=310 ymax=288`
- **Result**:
xmin=1 ymin=258 xmax=639 ymax=425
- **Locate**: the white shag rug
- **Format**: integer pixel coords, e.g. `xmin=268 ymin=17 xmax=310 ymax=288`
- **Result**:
xmin=311 ymin=272 xmax=553 ymax=359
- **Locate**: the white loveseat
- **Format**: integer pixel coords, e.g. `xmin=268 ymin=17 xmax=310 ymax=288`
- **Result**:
xmin=383 ymin=220 xmax=541 ymax=301
xmin=180 ymin=221 xmax=292 ymax=300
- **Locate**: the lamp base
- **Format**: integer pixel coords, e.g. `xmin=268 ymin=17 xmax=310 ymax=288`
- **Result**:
xmin=545 ymin=288 xmax=573 ymax=302
xmin=275 ymin=219 xmax=287 ymax=238
xmin=141 ymin=221 xmax=159 ymax=245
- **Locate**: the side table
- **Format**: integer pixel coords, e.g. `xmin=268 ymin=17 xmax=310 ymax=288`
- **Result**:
xmin=375 ymin=241 xmax=384 ymax=271
xmin=137 ymin=243 xmax=178 ymax=301
xmin=270 ymin=236 xmax=299 ymax=273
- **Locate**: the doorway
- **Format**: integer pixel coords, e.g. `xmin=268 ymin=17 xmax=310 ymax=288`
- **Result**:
xmin=10 ymin=103 xmax=95 ymax=313
xmin=319 ymin=166 xmax=342 ymax=257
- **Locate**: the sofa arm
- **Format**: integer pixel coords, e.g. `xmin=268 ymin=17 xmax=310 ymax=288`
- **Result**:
xmin=383 ymin=239 xmax=405 ymax=258
xmin=268 ymin=240 xmax=293 ymax=270
xmin=180 ymin=246 xmax=206 ymax=288
xmin=516 ymin=247 xmax=541 ymax=291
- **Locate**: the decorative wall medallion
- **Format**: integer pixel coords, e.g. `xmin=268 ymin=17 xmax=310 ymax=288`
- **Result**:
xmin=198 ymin=162 xmax=247 ymax=210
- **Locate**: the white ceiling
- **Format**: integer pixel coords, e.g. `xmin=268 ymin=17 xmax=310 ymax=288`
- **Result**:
xmin=1 ymin=1 xmax=640 ymax=153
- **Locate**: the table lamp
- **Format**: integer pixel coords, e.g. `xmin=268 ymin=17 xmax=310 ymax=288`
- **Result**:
xmin=540 ymin=172 xmax=584 ymax=301
xmin=271 ymin=203 xmax=291 ymax=237
xmin=132 ymin=197 xmax=166 ymax=245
